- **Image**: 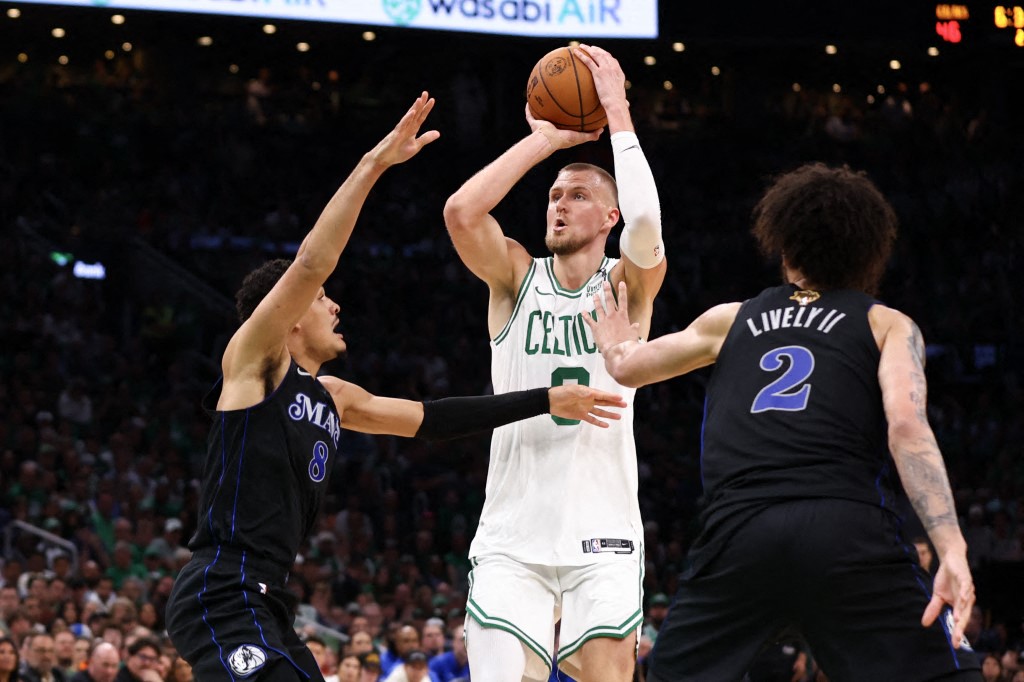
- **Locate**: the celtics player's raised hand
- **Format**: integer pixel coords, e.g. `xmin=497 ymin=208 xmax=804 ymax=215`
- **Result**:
xmin=548 ymin=385 xmax=626 ymax=428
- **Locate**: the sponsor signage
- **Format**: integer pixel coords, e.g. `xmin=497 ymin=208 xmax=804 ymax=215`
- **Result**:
xmin=13 ymin=0 xmax=659 ymax=38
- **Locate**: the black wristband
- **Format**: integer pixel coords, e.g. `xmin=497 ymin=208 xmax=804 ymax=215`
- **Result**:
xmin=415 ymin=388 xmax=550 ymax=441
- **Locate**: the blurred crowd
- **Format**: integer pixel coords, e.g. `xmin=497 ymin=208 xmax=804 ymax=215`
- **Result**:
xmin=1 ymin=30 xmax=1022 ymax=682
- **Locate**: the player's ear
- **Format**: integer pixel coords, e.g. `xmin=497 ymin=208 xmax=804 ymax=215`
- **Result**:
xmin=606 ymin=207 xmax=621 ymax=230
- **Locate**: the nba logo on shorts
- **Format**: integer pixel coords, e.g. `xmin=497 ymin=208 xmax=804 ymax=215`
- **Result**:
xmin=228 ymin=644 xmax=267 ymax=677
xmin=589 ymin=538 xmax=602 ymax=553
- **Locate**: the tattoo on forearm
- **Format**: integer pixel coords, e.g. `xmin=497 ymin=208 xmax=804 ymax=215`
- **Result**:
xmin=907 ymin=323 xmax=928 ymax=424
xmin=894 ymin=436 xmax=959 ymax=533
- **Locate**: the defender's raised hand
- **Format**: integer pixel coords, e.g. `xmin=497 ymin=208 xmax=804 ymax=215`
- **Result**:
xmin=585 ymin=280 xmax=641 ymax=355
xmin=370 ymin=91 xmax=441 ymax=167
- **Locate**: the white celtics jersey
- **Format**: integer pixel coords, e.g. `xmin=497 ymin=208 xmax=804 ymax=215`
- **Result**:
xmin=469 ymin=257 xmax=642 ymax=566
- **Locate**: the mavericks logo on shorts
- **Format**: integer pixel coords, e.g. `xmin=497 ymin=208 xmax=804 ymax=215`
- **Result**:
xmin=943 ymin=610 xmax=973 ymax=651
xmin=227 ymin=644 xmax=267 ymax=677
xmin=582 ymin=538 xmax=635 ymax=554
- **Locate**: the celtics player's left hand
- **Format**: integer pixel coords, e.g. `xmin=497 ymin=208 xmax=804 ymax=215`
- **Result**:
xmin=548 ymin=385 xmax=626 ymax=427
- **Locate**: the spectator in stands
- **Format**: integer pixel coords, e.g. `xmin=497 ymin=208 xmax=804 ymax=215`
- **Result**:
xmin=642 ymin=593 xmax=670 ymax=643
xmin=419 ymin=619 xmax=445 ymax=658
xmin=338 ymin=654 xmax=361 ymax=682
xmin=427 ymin=624 xmax=467 ymax=682
xmin=20 ymin=633 xmax=66 ymax=682
xmin=144 ymin=521 xmax=183 ymax=565
xmin=348 ymin=631 xmax=376 ymax=657
xmin=0 ymin=588 xmax=19 ymax=633
xmin=51 ymin=633 xmax=74 ymax=679
xmin=1002 ymin=649 xmax=1021 ymax=681
xmin=380 ymin=625 xmax=420 ymax=678
xmin=0 ymin=636 xmax=20 ymax=682
xmin=357 ymin=651 xmax=382 ymax=682
xmin=112 ymin=638 xmax=159 ymax=682
xmin=68 ymin=639 xmax=89 ymax=677
xmin=68 ymin=643 xmax=119 ymax=682
xmin=382 ymin=650 xmax=433 ymax=682
xmin=981 ymin=653 xmax=1002 ymax=682
xmin=304 ymin=635 xmax=338 ymax=682
xmin=6 ymin=613 xmax=34 ymax=648
xmin=913 ymin=536 xmax=937 ymax=574
xmin=82 ymin=580 xmax=115 ymax=616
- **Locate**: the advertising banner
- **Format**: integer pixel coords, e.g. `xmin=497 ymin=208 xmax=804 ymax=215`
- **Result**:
xmin=12 ymin=0 xmax=658 ymax=38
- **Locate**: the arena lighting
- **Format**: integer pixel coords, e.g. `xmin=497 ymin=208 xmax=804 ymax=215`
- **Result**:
xmin=49 ymin=251 xmax=73 ymax=266
xmin=72 ymin=261 xmax=106 ymax=280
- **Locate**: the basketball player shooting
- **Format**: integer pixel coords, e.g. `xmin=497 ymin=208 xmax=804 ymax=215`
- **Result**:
xmin=444 ymin=45 xmax=667 ymax=681
xmin=164 ymin=92 xmax=627 ymax=682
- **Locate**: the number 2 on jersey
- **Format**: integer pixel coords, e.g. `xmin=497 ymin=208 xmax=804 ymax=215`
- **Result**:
xmin=750 ymin=345 xmax=815 ymax=413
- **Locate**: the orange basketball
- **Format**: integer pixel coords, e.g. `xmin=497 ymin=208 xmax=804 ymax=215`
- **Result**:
xmin=526 ymin=46 xmax=607 ymax=132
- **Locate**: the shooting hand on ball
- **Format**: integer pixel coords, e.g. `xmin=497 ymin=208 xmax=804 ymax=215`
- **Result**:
xmin=525 ymin=102 xmax=601 ymax=151
xmin=574 ymin=45 xmax=631 ymax=128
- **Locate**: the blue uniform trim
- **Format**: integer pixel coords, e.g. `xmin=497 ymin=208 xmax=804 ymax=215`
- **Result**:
xmin=239 ymin=550 xmax=307 ymax=678
xmin=198 ymin=546 xmax=236 ymax=681
xmin=229 ymin=410 xmax=251 ymax=541
xmin=208 ymin=413 xmax=229 ymax=536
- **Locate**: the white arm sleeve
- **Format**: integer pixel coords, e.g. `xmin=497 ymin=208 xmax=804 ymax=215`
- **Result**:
xmin=612 ymin=131 xmax=664 ymax=269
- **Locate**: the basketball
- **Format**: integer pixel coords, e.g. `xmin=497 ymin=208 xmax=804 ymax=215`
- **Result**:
xmin=526 ymin=46 xmax=607 ymax=132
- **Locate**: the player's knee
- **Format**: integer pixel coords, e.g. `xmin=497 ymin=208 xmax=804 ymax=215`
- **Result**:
xmin=576 ymin=635 xmax=637 ymax=682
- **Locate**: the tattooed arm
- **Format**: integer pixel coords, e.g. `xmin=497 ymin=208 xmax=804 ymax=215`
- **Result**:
xmin=871 ymin=305 xmax=974 ymax=644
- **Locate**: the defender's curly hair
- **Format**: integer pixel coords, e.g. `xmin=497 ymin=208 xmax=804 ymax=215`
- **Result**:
xmin=235 ymin=258 xmax=292 ymax=322
xmin=751 ymin=163 xmax=898 ymax=295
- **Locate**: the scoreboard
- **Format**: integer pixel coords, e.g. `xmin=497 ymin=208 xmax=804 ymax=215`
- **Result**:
xmin=935 ymin=3 xmax=1024 ymax=46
